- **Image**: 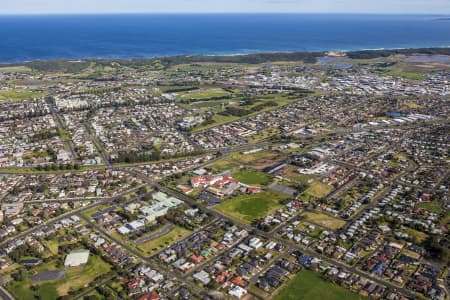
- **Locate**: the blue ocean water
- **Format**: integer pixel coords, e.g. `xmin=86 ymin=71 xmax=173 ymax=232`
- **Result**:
xmin=0 ymin=14 xmax=449 ymax=62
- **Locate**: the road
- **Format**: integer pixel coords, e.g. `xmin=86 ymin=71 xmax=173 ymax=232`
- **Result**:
xmin=0 ymin=200 xmax=105 ymax=248
xmin=16 ymin=196 xmax=104 ymax=205
xmin=78 ymin=213 xmax=204 ymax=297
xmin=46 ymin=98 xmax=78 ymax=162
xmin=134 ymin=223 xmax=174 ymax=245
xmin=0 ymin=128 xmax=433 ymax=300
xmin=84 ymin=122 xmax=112 ymax=167
xmin=0 ymin=286 xmax=14 ymax=300
xmin=0 ymin=185 xmax=144 ymax=249
xmin=153 ymin=182 xmax=417 ymax=298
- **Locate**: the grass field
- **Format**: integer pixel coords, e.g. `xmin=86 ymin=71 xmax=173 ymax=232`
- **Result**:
xmin=416 ymin=201 xmax=442 ymax=214
xmin=233 ymin=168 xmax=272 ymax=186
xmin=296 ymin=222 xmax=325 ymax=238
xmin=215 ymin=190 xmax=288 ymax=223
xmin=167 ymin=63 xmax=239 ymax=74
xmin=279 ymin=164 xmax=316 ymax=182
xmin=304 ymin=182 xmax=334 ymax=198
xmin=440 ymin=210 xmax=450 ymax=227
xmin=404 ymin=102 xmax=423 ymax=109
xmin=137 ymin=225 xmax=192 ymax=256
xmin=9 ymin=281 xmax=59 ymax=300
xmin=57 ymin=255 xmax=111 ymax=296
xmin=303 ymin=211 xmax=346 ymax=230
xmin=183 ymin=98 xmax=235 ymax=109
xmin=8 ymin=255 xmax=111 ymax=300
xmin=208 ymin=159 xmax=239 ymax=173
xmin=0 ymin=66 xmax=32 ymax=72
xmin=179 ymin=88 xmax=230 ymax=100
xmin=383 ymin=68 xmax=425 ymax=80
xmin=190 ymin=93 xmax=301 ymax=132
xmin=229 ymin=150 xmax=284 ymax=165
xmin=34 ymin=259 xmax=59 ymax=273
xmin=0 ymin=90 xmax=48 ymax=102
xmin=404 ymin=228 xmax=429 ymax=244
xmin=207 ymin=151 xmax=283 ymax=173
xmin=274 ymin=269 xmax=366 ymax=300
xmin=191 ymin=113 xmax=237 ymax=132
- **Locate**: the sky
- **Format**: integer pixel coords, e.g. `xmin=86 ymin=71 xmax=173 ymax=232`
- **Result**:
xmin=1 ymin=0 xmax=450 ymax=15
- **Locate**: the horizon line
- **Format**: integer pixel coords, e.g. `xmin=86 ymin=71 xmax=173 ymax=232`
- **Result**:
xmin=1 ymin=12 xmax=450 ymax=16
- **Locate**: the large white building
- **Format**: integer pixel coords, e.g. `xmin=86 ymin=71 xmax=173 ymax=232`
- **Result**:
xmin=64 ymin=249 xmax=90 ymax=267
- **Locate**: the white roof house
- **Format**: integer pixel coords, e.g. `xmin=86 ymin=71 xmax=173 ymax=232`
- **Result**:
xmin=229 ymin=286 xmax=247 ymax=299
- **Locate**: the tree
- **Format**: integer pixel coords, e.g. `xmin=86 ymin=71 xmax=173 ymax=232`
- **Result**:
xmin=12 ymin=268 xmax=27 ymax=281
xmin=424 ymin=235 xmax=449 ymax=264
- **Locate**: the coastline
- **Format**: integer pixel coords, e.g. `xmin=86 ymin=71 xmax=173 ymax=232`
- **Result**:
xmin=1 ymin=46 xmax=450 ymax=67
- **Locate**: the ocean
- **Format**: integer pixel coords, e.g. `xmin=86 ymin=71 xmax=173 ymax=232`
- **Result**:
xmin=0 ymin=14 xmax=449 ymax=62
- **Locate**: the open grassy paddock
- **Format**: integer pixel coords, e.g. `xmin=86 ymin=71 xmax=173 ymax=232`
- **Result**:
xmin=190 ymin=92 xmax=305 ymax=132
xmin=302 ymin=211 xmax=346 ymax=230
xmin=191 ymin=113 xmax=237 ymax=132
xmin=232 ymin=168 xmax=272 ymax=186
xmin=303 ymin=181 xmax=334 ymax=198
xmin=0 ymin=90 xmax=48 ymax=102
xmin=416 ymin=201 xmax=442 ymax=214
xmin=179 ymin=87 xmax=230 ymax=100
xmin=215 ymin=190 xmax=289 ymax=223
xmin=279 ymin=165 xmax=317 ymax=183
xmin=274 ymin=269 xmax=367 ymax=300
xmin=0 ymin=66 xmax=32 ymax=73
xmin=404 ymin=228 xmax=429 ymax=244
xmin=383 ymin=69 xmax=425 ymax=80
xmin=183 ymin=98 xmax=235 ymax=109
xmin=229 ymin=150 xmax=285 ymax=166
xmin=137 ymin=225 xmax=192 ymax=256
xmin=404 ymin=102 xmax=423 ymax=109
xmin=207 ymin=159 xmax=239 ymax=173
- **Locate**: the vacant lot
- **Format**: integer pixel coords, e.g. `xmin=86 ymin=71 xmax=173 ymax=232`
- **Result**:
xmin=404 ymin=228 xmax=429 ymax=244
xmin=0 ymin=90 xmax=47 ymax=102
xmin=274 ymin=269 xmax=366 ymax=300
xmin=280 ymin=165 xmax=317 ymax=183
xmin=303 ymin=211 xmax=346 ymax=230
xmin=215 ymin=190 xmax=288 ymax=223
xmin=233 ymin=168 xmax=272 ymax=186
xmin=138 ymin=225 xmax=192 ymax=256
xmin=384 ymin=69 xmax=425 ymax=80
xmin=179 ymin=87 xmax=230 ymax=100
xmin=416 ymin=201 xmax=441 ymax=214
xmin=304 ymin=181 xmax=334 ymax=198
xmin=207 ymin=159 xmax=239 ymax=173
xmin=229 ymin=151 xmax=287 ymax=170
xmin=191 ymin=113 xmax=237 ymax=132
xmin=404 ymin=102 xmax=423 ymax=109
xmin=43 ymin=239 xmax=59 ymax=256
xmin=184 ymin=98 xmax=235 ymax=109
xmin=0 ymin=66 xmax=32 ymax=73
